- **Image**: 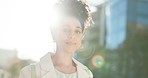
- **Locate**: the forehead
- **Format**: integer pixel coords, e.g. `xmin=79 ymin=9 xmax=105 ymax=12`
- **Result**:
xmin=58 ymin=16 xmax=82 ymax=28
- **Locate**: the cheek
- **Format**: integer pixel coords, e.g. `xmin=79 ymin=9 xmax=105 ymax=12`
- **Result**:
xmin=76 ymin=41 xmax=82 ymax=50
xmin=76 ymin=36 xmax=83 ymax=47
xmin=55 ymin=31 xmax=66 ymax=41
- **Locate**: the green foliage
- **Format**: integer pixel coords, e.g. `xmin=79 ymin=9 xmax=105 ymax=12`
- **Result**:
xmin=76 ymin=21 xmax=148 ymax=78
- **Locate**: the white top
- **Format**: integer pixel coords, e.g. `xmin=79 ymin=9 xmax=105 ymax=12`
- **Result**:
xmin=55 ymin=69 xmax=78 ymax=78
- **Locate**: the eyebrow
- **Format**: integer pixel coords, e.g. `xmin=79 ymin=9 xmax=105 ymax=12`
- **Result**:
xmin=63 ymin=25 xmax=82 ymax=29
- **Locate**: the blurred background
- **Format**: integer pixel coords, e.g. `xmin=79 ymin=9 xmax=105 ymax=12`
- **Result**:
xmin=0 ymin=0 xmax=148 ymax=78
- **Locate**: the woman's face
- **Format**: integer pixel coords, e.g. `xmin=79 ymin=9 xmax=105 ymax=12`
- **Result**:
xmin=54 ymin=16 xmax=83 ymax=53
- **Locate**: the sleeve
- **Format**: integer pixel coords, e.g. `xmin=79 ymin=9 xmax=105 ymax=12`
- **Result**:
xmin=19 ymin=69 xmax=25 ymax=78
xmin=84 ymin=66 xmax=93 ymax=78
xmin=19 ymin=65 xmax=32 ymax=78
xmin=88 ymin=69 xmax=93 ymax=78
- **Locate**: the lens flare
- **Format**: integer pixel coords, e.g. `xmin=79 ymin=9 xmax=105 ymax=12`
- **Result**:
xmin=91 ymin=54 xmax=105 ymax=68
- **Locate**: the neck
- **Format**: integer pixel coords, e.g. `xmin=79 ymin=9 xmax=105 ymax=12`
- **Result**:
xmin=51 ymin=47 xmax=75 ymax=67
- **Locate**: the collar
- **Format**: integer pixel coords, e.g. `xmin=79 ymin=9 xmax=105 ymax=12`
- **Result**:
xmin=39 ymin=52 xmax=90 ymax=78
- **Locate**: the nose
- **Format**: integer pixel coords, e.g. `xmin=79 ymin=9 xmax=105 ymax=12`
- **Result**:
xmin=68 ymin=31 xmax=75 ymax=39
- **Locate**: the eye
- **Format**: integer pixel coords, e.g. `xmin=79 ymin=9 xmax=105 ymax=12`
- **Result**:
xmin=62 ymin=28 xmax=70 ymax=33
xmin=75 ymin=30 xmax=82 ymax=34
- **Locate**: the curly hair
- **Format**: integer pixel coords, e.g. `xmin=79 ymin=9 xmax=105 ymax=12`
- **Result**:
xmin=54 ymin=0 xmax=93 ymax=31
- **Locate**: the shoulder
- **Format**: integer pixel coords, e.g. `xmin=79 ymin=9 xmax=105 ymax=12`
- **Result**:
xmin=73 ymin=58 xmax=93 ymax=78
xmin=80 ymin=64 xmax=93 ymax=78
xmin=19 ymin=63 xmax=40 ymax=78
xmin=83 ymin=66 xmax=93 ymax=78
xmin=19 ymin=64 xmax=32 ymax=78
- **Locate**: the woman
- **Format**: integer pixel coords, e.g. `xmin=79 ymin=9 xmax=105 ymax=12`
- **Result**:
xmin=19 ymin=0 xmax=93 ymax=78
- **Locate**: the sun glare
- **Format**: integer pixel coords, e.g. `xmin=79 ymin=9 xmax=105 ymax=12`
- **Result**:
xmin=0 ymin=0 xmax=58 ymax=61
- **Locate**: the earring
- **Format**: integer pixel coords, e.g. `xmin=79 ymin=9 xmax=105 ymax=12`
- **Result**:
xmin=79 ymin=40 xmax=84 ymax=49
xmin=79 ymin=44 xmax=84 ymax=49
xmin=53 ymin=40 xmax=56 ymax=53
xmin=81 ymin=40 xmax=84 ymax=44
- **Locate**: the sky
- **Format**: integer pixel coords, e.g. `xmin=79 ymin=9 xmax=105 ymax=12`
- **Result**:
xmin=0 ymin=0 xmax=58 ymax=61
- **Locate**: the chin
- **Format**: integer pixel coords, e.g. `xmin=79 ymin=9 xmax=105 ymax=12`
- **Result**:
xmin=64 ymin=48 xmax=77 ymax=54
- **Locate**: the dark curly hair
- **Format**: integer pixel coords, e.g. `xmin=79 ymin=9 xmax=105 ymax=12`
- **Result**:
xmin=54 ymin=0 xmax=93 ymax=32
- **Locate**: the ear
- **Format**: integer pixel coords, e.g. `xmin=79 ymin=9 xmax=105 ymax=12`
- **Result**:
xmin=51 ymin=32 xmax=57 ymax=42
xmin=50 ymin=27 xmax=57 ymax=42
